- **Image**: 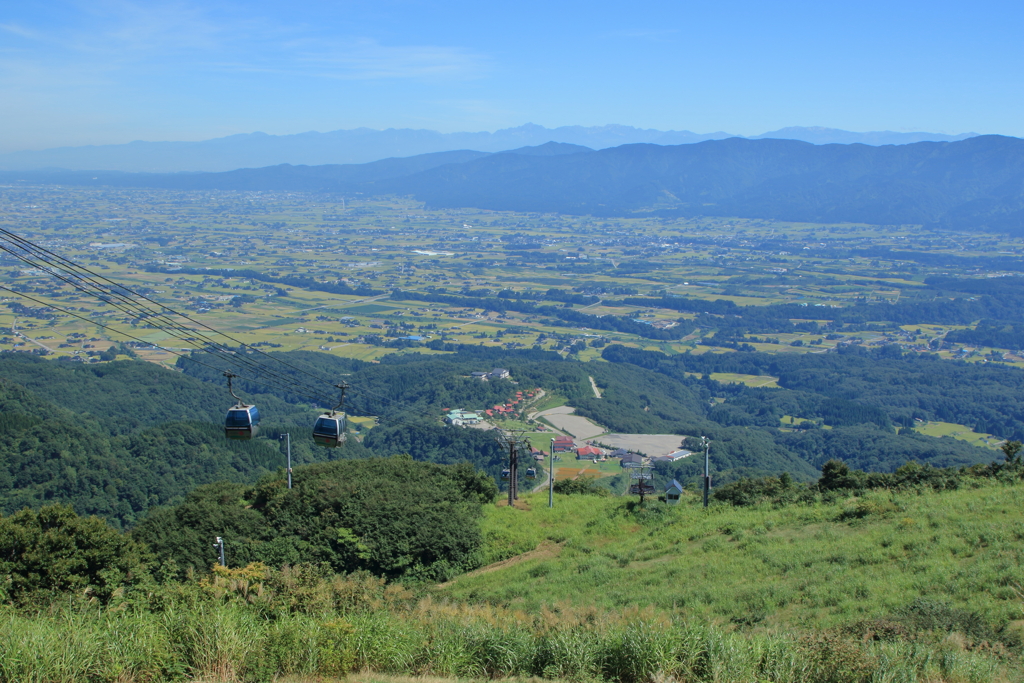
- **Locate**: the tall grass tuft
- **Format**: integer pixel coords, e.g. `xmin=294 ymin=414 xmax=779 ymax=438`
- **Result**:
xmin=603 ymin=619 xmax=677 ymax=683
xmin=0 ymin=608 xmax=175 ymax=683
xmin=0 ymin=580 xmax=1018 ymax=682
xmin=162 ymin=602 xmax=272 ymax=681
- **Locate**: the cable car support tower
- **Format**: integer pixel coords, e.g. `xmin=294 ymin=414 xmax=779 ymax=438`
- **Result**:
xmin=496 ymin=428 xmax=531 ymax=507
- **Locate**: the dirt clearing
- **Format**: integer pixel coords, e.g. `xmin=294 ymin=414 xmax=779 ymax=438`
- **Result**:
xmin=598 ymin=434 xmax=686 ymax=457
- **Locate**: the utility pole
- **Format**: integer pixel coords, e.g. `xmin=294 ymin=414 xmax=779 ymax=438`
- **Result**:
xmin=496 ymin=429 xmax=527 ymax=506
xmin=702 ymin=436 xmax=712 ymax=508
xmin=281 ymin=433 xmax=292 ymax=489
xmin=548 ymin=438 xmax=555 ymax=508
xmin=213 ymin=536 xmax=226 ymax=567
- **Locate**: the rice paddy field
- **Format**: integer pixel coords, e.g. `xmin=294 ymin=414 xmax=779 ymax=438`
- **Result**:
xmin=2 ymin=186 xmax=1022 ymax=373
xmin=914 ymin=421 xmax=1005 ymax=450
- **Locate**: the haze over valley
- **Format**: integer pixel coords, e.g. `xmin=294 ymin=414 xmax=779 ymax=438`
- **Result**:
xmin=0 ymin=124 xmax=982 ymax=172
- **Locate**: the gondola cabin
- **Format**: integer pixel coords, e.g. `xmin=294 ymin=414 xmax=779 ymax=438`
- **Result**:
xmin=225 ymin=404 xmax=260 ymax=440
xmin=526 ymin=467 xmax=537 ymax=479
xmin=313 ymin=412 xmax=347 ymax=448
xmin=501 ymin=468 xmax=510 ymax=480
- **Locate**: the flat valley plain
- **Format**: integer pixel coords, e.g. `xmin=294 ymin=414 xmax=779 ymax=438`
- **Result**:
xmin=1 ymin=184 xmax=1021 ymax=450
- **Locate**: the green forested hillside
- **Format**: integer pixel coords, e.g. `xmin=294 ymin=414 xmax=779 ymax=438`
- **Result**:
xmin=0 ymin=355 xmax=360 ymax=526
xmin=603 ymin=343 xmax=1024 ymax=439
xmin=133 ymin=456 xmax=497 ymax=581
xmin=0 ymin=354 xmax=311 ymax=434
xmin=0 ymin=344 xmax=1010 ymax=527
xmin=0 ymin=379 xmax=291 ymax=526
xmin=600 ymin=344 xmax=1003 ymax=482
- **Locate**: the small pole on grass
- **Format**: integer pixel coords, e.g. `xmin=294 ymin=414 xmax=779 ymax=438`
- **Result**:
xmin=549 ymin=437 xmax=555 ymax=508
xmin=214 ymin=536 xmax=226 ymax=567
xmin=702 ymin=436 xmax=711 ymax=508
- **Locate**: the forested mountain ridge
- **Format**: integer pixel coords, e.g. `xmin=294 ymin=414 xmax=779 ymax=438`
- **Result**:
xmin=373 ymin=135 xmax=1024 ymax=232
xmin=0 ymin=123 xmax=976 ymax=172
xmin=5 ymin=135 xmax=1024 ymax=232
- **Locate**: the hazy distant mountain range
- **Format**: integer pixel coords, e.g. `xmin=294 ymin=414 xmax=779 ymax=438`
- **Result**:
xmin=0 ymin=124 xmax=980 ymax=173
xmin=7 ymin=136 xmax=1023 ymax=234
xmin=369 ymin=136 xmax=1024 ymax=234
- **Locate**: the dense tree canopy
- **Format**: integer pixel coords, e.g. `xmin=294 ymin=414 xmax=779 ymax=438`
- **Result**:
xmin=0 ymin=356 xmax=356 ymax=526
xmin=133 ymin=456 xmax=497 ymax=581
xmin=0 ymin=503 xmax=151 ymax=605
xmin=602 ymin=344 xmax=1024 ymax=441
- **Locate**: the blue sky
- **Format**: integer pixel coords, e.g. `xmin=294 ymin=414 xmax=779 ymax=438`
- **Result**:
xmin=1 ymin=0 xmax=1021 ymax=152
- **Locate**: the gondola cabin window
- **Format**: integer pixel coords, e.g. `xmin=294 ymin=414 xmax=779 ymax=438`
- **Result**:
xmin=226 ymin=407 xmax=259 ymax=427
xmin=225 ymin=405 xmax=260 ymax=440
xmin=313 ymin=413 xmax=347 ymax=447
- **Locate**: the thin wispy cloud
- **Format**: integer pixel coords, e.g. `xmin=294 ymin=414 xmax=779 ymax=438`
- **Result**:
xmin=0 ymin=1 xmax=486 ymax=80
xmin=96 ymin=0 xmax=222 ymax=50
xmin=609 ymin=28 xmax=679 ymax=41
xmin=0 ymin=23 xmax=44 ymax=40
xmin=294 ymin=39 xmax=486 ymax=80
xmin=0 ymin=1 xmax=492 ymax=151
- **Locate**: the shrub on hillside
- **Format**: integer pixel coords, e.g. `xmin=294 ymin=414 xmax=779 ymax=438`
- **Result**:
xmin=715 ymin=449 xmax=1024 ymax=508
xmin=553 ymin=476 xmax=610 ymax=496
xmin=133 ymin=456 xmax=497 ymax=582
xmin=0 ymin=504 xmax=152 ymax=605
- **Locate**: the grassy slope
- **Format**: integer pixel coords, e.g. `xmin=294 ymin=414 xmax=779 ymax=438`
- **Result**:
xmin=441 ymin=483 xmax=1024 ymax=634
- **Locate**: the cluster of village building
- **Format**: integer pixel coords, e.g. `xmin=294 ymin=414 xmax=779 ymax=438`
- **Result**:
xmin=443 ymin=377 xmax=537 ymax=426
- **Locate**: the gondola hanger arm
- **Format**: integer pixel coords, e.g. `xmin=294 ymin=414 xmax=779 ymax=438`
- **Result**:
xmin=224 ymin=372 xmax=242 ymax=403
xmin=330 ymin=382 xmax=348 ymax=416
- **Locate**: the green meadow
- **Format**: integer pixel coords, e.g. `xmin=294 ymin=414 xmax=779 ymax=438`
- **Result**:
xmin=3 ymin=481 xmax=1022 ymax=683
xmin=914 ymin=421 xmax=1004 ymax=450
xmin=444 ymin=482 xmax=1024 ymax=636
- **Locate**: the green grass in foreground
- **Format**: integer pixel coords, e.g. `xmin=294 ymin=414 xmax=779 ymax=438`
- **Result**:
xmin=447 ymin=484 xmax=1024 ymax=633
xmin=0 ymin=590 xmax=1011 ymax=683
xmin=3 ymin=484 xmax=1023 ymax=682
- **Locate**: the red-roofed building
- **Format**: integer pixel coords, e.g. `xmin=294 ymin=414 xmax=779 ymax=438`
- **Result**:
xmin=552 ymin=436 xmax=575 ymax=452
xmin=576 ymin=445 xmax=603 ymax=459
